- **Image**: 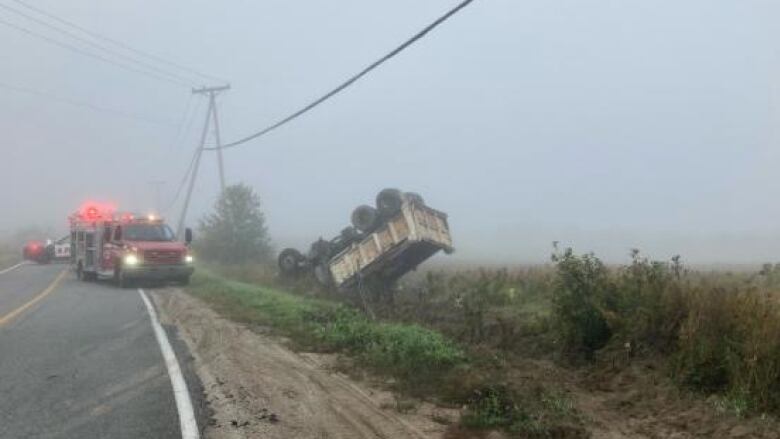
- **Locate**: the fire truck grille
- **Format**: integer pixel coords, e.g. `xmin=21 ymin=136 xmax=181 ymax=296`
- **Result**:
xmin=143 ymin=250 xmax=182 ymax=264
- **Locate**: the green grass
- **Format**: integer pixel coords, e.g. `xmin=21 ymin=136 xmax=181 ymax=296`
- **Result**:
xmin=461 ymin=385 xmax=584 ymax=437
xmin=186 ymin=269 xmax=464 ymax=388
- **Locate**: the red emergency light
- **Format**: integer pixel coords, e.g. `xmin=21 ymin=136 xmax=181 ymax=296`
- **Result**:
xmin=78 ymin=201 xmax=115 ymax=221
xmin=86 ymin=206 xmax=99 ymax=220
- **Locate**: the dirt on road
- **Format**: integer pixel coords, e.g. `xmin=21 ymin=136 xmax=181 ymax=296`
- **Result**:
xmin=151 ymin=289 xmax=458 ymax=439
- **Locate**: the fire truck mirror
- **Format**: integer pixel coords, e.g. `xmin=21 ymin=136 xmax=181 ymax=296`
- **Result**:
xmin=185 ymin=228 xmax=193 ymax=244
xmin=114 ymin=225 xmax=123 ymax=242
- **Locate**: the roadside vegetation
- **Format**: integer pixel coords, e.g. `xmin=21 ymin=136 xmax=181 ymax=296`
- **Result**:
xmin=187 ymin=269 xmax=464 ymax=390
xmin=188 ymin=185 xmax=780 ymax=436
xmin=194 ymin=183 xmax=274 ymax=265
xmin=194 ymin=252 xmax=780 ymax=436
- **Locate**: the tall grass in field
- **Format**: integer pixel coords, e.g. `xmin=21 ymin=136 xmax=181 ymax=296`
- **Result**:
xmin=202 ymin=248 xmax=780 ymax=428
xmin=394 ymin=248 xmax=780 ymax=415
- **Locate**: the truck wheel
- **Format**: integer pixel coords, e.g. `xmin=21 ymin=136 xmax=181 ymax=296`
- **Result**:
xmin=278 ymin=248 xmax=303 ymax=277
xmin=404 ymin=192 xmax=425 ymax=205
xmin=340 ymin=226 xmax=360 ymax=244
xmin=351 ymin=205 xmax=379 ymax=233
xmin=376 ymin=188 xmax=403 ymax=217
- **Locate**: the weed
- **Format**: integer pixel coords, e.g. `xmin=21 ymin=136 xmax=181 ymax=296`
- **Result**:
xmin=551 ymin=247 xmax=613 ymax=359
xmin=461 ymin=385 xmax=584 ymax=437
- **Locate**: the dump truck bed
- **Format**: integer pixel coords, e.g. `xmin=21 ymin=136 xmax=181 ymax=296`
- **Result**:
xmin=328 ymin=200 xmax=453 ymax=289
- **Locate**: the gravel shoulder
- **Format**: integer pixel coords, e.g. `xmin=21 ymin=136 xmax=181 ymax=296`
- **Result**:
xmin=151 ymin=288 xmax=458 ymax=439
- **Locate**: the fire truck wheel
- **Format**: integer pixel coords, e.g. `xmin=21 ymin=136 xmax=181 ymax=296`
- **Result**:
xmin=114 ymin=266 xmax=130 ymax=288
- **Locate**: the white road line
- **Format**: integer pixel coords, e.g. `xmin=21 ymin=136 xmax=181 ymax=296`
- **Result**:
xmin=138 ymin=288 xmax=200 ymax=439
xmin=0 ymin=261 xmax=28 ymax=275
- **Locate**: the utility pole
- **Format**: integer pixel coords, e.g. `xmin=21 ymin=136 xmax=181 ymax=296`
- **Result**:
xmin=193 ymin=84 xmax=230 ymax=192
xmin=176 ymin=84 xmax=230 ymax=240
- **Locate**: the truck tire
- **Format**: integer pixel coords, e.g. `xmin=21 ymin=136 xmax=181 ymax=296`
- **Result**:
xmin=376 ymin=188 xmax=403 ymax=217
xmin=351 ymin=205 xmax=379 ymax=233
xmin=404 ymin=191 xmax=425 ymax=205
xmin=278 ymin=248 xmax=304 ymax=277
xmin=340 ymin=226 xmax=360 ymax=244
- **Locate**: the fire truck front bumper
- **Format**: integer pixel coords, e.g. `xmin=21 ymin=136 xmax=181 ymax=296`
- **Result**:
xmin=122 ymin=264 xmax=194 ymax=280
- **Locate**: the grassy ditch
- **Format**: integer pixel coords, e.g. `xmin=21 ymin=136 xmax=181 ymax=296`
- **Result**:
xmin=186 ymin=270 xmax=464 ymax=389
xmin=186 ymin=269 xmax=586 ymax=436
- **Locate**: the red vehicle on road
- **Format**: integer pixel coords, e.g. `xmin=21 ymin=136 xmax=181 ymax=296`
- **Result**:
xmin=23 ymin=240 xmax=51 ymax=264
xmin=69 ymin=203 xmax=194 ymax=287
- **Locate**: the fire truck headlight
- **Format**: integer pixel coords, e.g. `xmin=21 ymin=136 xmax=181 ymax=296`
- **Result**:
xmin=185 ymin=255 xmax=194 ymax=263
xmin=124 ymin=254 xmax=139 ymax=266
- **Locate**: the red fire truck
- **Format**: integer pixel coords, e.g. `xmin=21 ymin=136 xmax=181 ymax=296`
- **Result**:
xmin=69 ymin=203 xmax=194 ymax=287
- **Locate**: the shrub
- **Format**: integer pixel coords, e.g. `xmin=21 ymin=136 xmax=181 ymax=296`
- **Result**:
xmin=615 ymin=250 xmax=688 ymax=352
xmin=551 ymin=248 xmax=613 ymax=359
xmin=196 ymin=183 xmax=274 ymax=265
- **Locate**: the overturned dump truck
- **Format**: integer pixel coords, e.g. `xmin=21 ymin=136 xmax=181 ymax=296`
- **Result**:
xmin=278 ymin=189 xmax=453 ymax=291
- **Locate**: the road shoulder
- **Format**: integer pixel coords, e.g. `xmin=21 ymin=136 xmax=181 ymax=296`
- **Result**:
xmin=150 ymin=288 xmax=457 ymax=439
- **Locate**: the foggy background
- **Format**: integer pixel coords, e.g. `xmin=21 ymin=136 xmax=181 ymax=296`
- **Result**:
xmin=1 ymin=0 xmax=779 ymax=265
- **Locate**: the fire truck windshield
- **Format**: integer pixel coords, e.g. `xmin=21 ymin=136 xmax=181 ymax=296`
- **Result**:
xmin=123 ymin=223 xmax=176 ymax=242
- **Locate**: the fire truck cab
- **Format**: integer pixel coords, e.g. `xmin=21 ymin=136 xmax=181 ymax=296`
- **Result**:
xmin=69 ymin=204 xmax=194 ymax=287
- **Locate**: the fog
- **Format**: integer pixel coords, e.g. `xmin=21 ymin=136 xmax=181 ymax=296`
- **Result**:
xmin=1 ymin=0 xmax=779 ymax=264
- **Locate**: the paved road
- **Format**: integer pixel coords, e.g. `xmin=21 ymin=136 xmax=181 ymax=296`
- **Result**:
xmin=0 ymin=262 xmax=201 ymax=439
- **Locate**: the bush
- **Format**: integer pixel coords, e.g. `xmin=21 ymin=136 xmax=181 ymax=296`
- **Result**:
xmin=196 ymin=183 xmax=274 ymax=265
xmin=615 ymin=250 xmax=688 ymax=352
xmin=551 ymin=248 xmax=613 ymax=359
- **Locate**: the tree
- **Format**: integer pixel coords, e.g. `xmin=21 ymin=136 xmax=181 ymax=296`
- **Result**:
xmin=196 ymin=183 xmax=273 ymax=264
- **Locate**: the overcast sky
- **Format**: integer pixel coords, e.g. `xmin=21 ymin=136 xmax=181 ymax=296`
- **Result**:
xmin=1 ymin=0 xmax=779 ymax=264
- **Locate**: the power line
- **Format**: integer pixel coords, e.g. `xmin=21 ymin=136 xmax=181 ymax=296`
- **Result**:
xmin=164 ymin=148 xmax=199 ymax=213
xmin=9 ymin=0 xmax=227 ymax=85
xmin=209 ymin=0 xmax=476 ymax=151
xmin=0 ymin=1 xmax=198 ymax=86
xmin=0 ymin=17 xmax=191 ymax=87
xmin=167 ymin=94 xmax=195 ymax=153
xmin=0 ymin=80 xmax=178 ymax=126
